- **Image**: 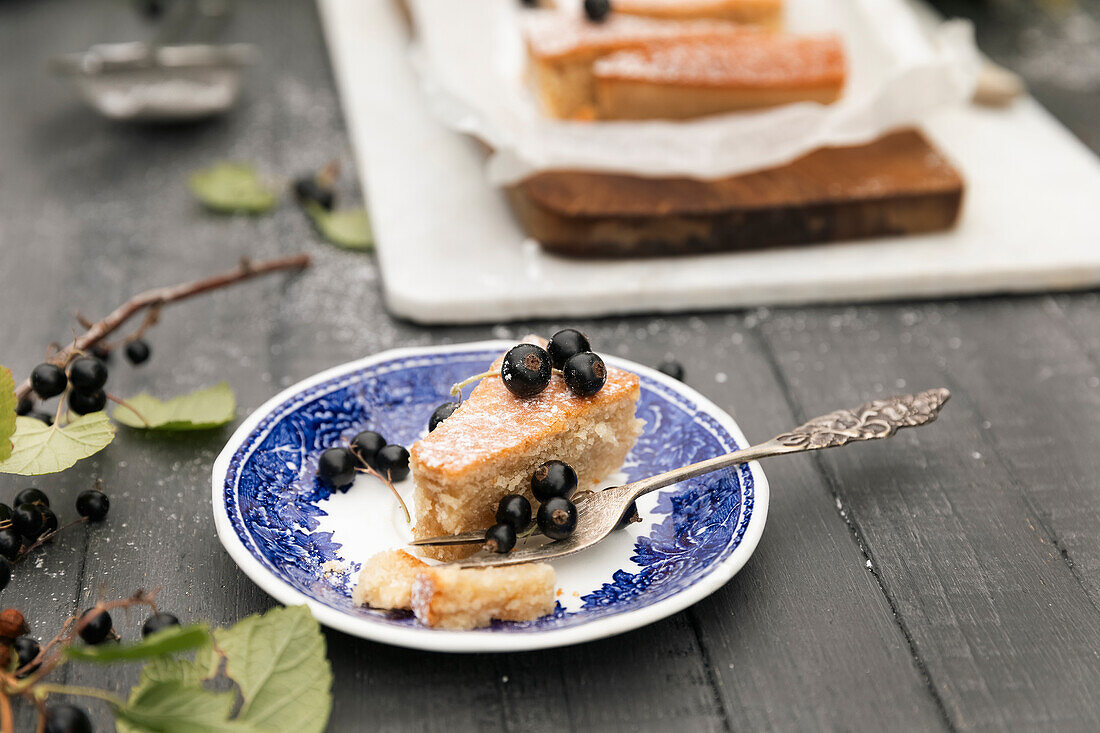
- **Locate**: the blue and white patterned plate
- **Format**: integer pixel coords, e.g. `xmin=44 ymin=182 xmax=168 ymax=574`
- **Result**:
xmin=212 ymin=341 xmax=769 ymax=652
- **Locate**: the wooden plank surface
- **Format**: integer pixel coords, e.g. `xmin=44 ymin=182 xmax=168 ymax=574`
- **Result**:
xmin=1 ymin=0 xmax=1099 ymax=731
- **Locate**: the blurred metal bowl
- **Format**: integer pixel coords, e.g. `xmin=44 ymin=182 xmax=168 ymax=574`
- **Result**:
xmin=51 ymin=42 xmax=257 ymax=122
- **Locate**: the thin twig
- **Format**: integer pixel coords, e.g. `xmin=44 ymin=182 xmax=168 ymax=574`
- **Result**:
xmin=349 ymin=447 xmax=411 ymax=523
xmin=0 ymin=693 xmax=12 ymax=733
xmin=14 ymin=253 xmax=311 ymax=403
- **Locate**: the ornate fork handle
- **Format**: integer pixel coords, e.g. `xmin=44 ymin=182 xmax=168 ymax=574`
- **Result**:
xmin=623 ymin=388 xmax=951 ymax=501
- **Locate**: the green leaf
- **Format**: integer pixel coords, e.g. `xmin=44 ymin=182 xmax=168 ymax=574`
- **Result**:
xmin=128 ymin=638 xmax=219 ymax=704
xmin=114 ymin=681 xmax=258 ymax=733
xmin=189 ymin=163 xmax=278 ymax=214
xmin=0 ymin=367 xmax=16 ymax=462
xmin=67 ymin=624 xmax=210 ymax=664
xmin=216 ymin=605 xmax=332 ymax=733
xmin=307 ymin=203 xmax=373 ymax=251
xmin=0 ymin=413 xmax=114 ymax=476
xmin=114 ymin=383 xmax=236 ymax=431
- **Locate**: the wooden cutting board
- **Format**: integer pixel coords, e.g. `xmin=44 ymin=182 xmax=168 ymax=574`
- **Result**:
xmin=511 ymin=130 xmax=964 ymax=257
xmin=320 ymin=0 xmax=1100 ymax=325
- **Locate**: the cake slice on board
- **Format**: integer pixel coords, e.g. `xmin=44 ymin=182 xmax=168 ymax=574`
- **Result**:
xmin=592 ymin=33 xmax=845 ymax=119
xmin=613 ymin=0 xmax=784 ymax=27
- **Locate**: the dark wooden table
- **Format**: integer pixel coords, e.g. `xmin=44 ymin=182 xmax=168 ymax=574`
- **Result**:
xmin=3 ymin=0 xmax=1100 ymax=730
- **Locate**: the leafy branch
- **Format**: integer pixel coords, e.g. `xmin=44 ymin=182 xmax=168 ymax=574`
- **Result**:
xmin=0 ymin=593 xmax=331 ymax=733
xmin=13 ymin=253 xmax=310 ymax=406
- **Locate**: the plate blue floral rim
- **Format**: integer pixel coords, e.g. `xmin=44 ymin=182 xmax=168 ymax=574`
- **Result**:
xmin=211 ymin=340 xmax=770 ymax=653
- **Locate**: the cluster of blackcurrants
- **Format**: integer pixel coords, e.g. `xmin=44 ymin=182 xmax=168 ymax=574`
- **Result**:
xmin=0 ymin=487 xmax=110 ymax=592
xmin=317 ymin=430 xmax=411 ymax=490
xmin=483 ymin=460 xmax=640 ymax=554
xmin=4 ymin=603 xmax=181 ymax=733
xmin=503 ymin=329 xmax=608 ymax=399
xmin=17 ymin=340 xmax=152 ymax=424
xmin=520 ymin=0 xmax=611 ymax=22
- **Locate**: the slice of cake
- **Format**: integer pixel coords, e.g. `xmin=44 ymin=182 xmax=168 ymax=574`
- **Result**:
xmin=352 ymin=550 xmax=557 ymax=629
xmin=411 ymin=563 xmax=557 ymax=630
xmin=410 ymin=339 xmax=643 ymax=560
xmin=352 ymin=550 xmax=428 ymax=610
xmin=523 ymin=11 xmax=752 ymax=118
xmin=614 ymin=0 xmax=783 ymax=28
xmin=592 ymin=33 xmax=846 ymax=119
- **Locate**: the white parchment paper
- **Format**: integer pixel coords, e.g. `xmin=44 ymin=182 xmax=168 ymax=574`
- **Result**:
xmin=408 ymin=0 xmax=980 ymax=184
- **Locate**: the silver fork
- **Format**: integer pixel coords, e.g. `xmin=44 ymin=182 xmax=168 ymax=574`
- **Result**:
xmin=409 ymin=389 xmax=951 ymax=568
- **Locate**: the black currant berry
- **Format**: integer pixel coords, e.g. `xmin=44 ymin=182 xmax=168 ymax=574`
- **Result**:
xmin=68 ymin=357 xmax=109 ymax=393
xmin=584 ymin=0 xmax=611 ymax=22
xmin=44 ymin=703 xmax=92 ymax=733
xmin=657 ymin=359 xmax=685 ymax=381
xmin=615 ymin=501 xmax=641 ymax=530
xmin=124 ymin=339 xmax=151 ymax=365
xmin=537 ymin=496 xmax=578 ymax=540
xmin=30 ymin=364 xmax=67 ymax=399
xmin=0 ymin=504 xmax=12 ymax=523
xmin=531 ymin=460 xmax=578 ymax=502
xmin=75 ymin=490 xmax=110 ymax=522
xmin=317 ymin=447 xmax=357 ymax=489
xmin=0 ymin=558 xmax=10 ymax=591
xmin=142 ymin=612 xmax=181 ymax=638
xmin=293 ymin=176 xmax=336 ymax=211
xmin=483 ymin=523 xmax=517 ymax=554
xmin=28 ymin=412 xmax=53 ymax=426
xmin=14 ymin=489 xmax=48 ymax=508
xmin=496 ymin=494 xmax=532 ymax=530
xmin=351 ymin=431 xmax=386 ymax=470
xmin=428 ymin=402 xmax=460 ymax=432
xmin=68 ymin=389 xmax=106 ymax=415
xmin=15 ymin=397 xmax=32 ymax=416
xmin=0 ymin=530 xmax=21 ymax=562
xmin=39 ymin=508 xmax=58 ymax=537
xmin=12 ymin=504 xmax=43 ymax=540
xmin=520 ymin=0 xmax=540 ymax=6
xmin=14 ymin=635 xmax=39 ymax=672
xmin=90 ymin=343 xmax=112 ymax=362
xmin=562 ymin=352 xmax=607 ymax=397
xmin=500 ymin=344 xmax=552 ymax=398
xmin=375 ymin=445 xmax=410 ymax=482
xmin=547 ymin=328 xmax=591 ymax=370
xmin=79 ymin=608 xmax=113 ymax=645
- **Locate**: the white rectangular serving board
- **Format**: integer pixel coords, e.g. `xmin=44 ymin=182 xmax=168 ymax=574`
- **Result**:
xmin=319 ymin=0 xmax=1100 ymax=325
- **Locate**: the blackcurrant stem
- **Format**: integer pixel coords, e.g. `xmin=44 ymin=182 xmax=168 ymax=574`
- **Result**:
xmin=449 ymin=370 xmax=496 ymax=398
xmin=0 ymin=692 xmax=12 ymax=733
xmin=32 ymin=683 xmax=124 ymax=708
xmin=52 ymin=390 xmax=68 ymax=426
xmin=17 ymin=518 xmax=86 ymax=562
xmin=353 ymin=464 xmax=411 ymax=524
xmin=13 ymin=253 xmax=312 ymax=405
xmin=449 ymin=368 xmax=566 ymax=399
xmin=106 ymin=393 xmax=150 ymax=427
